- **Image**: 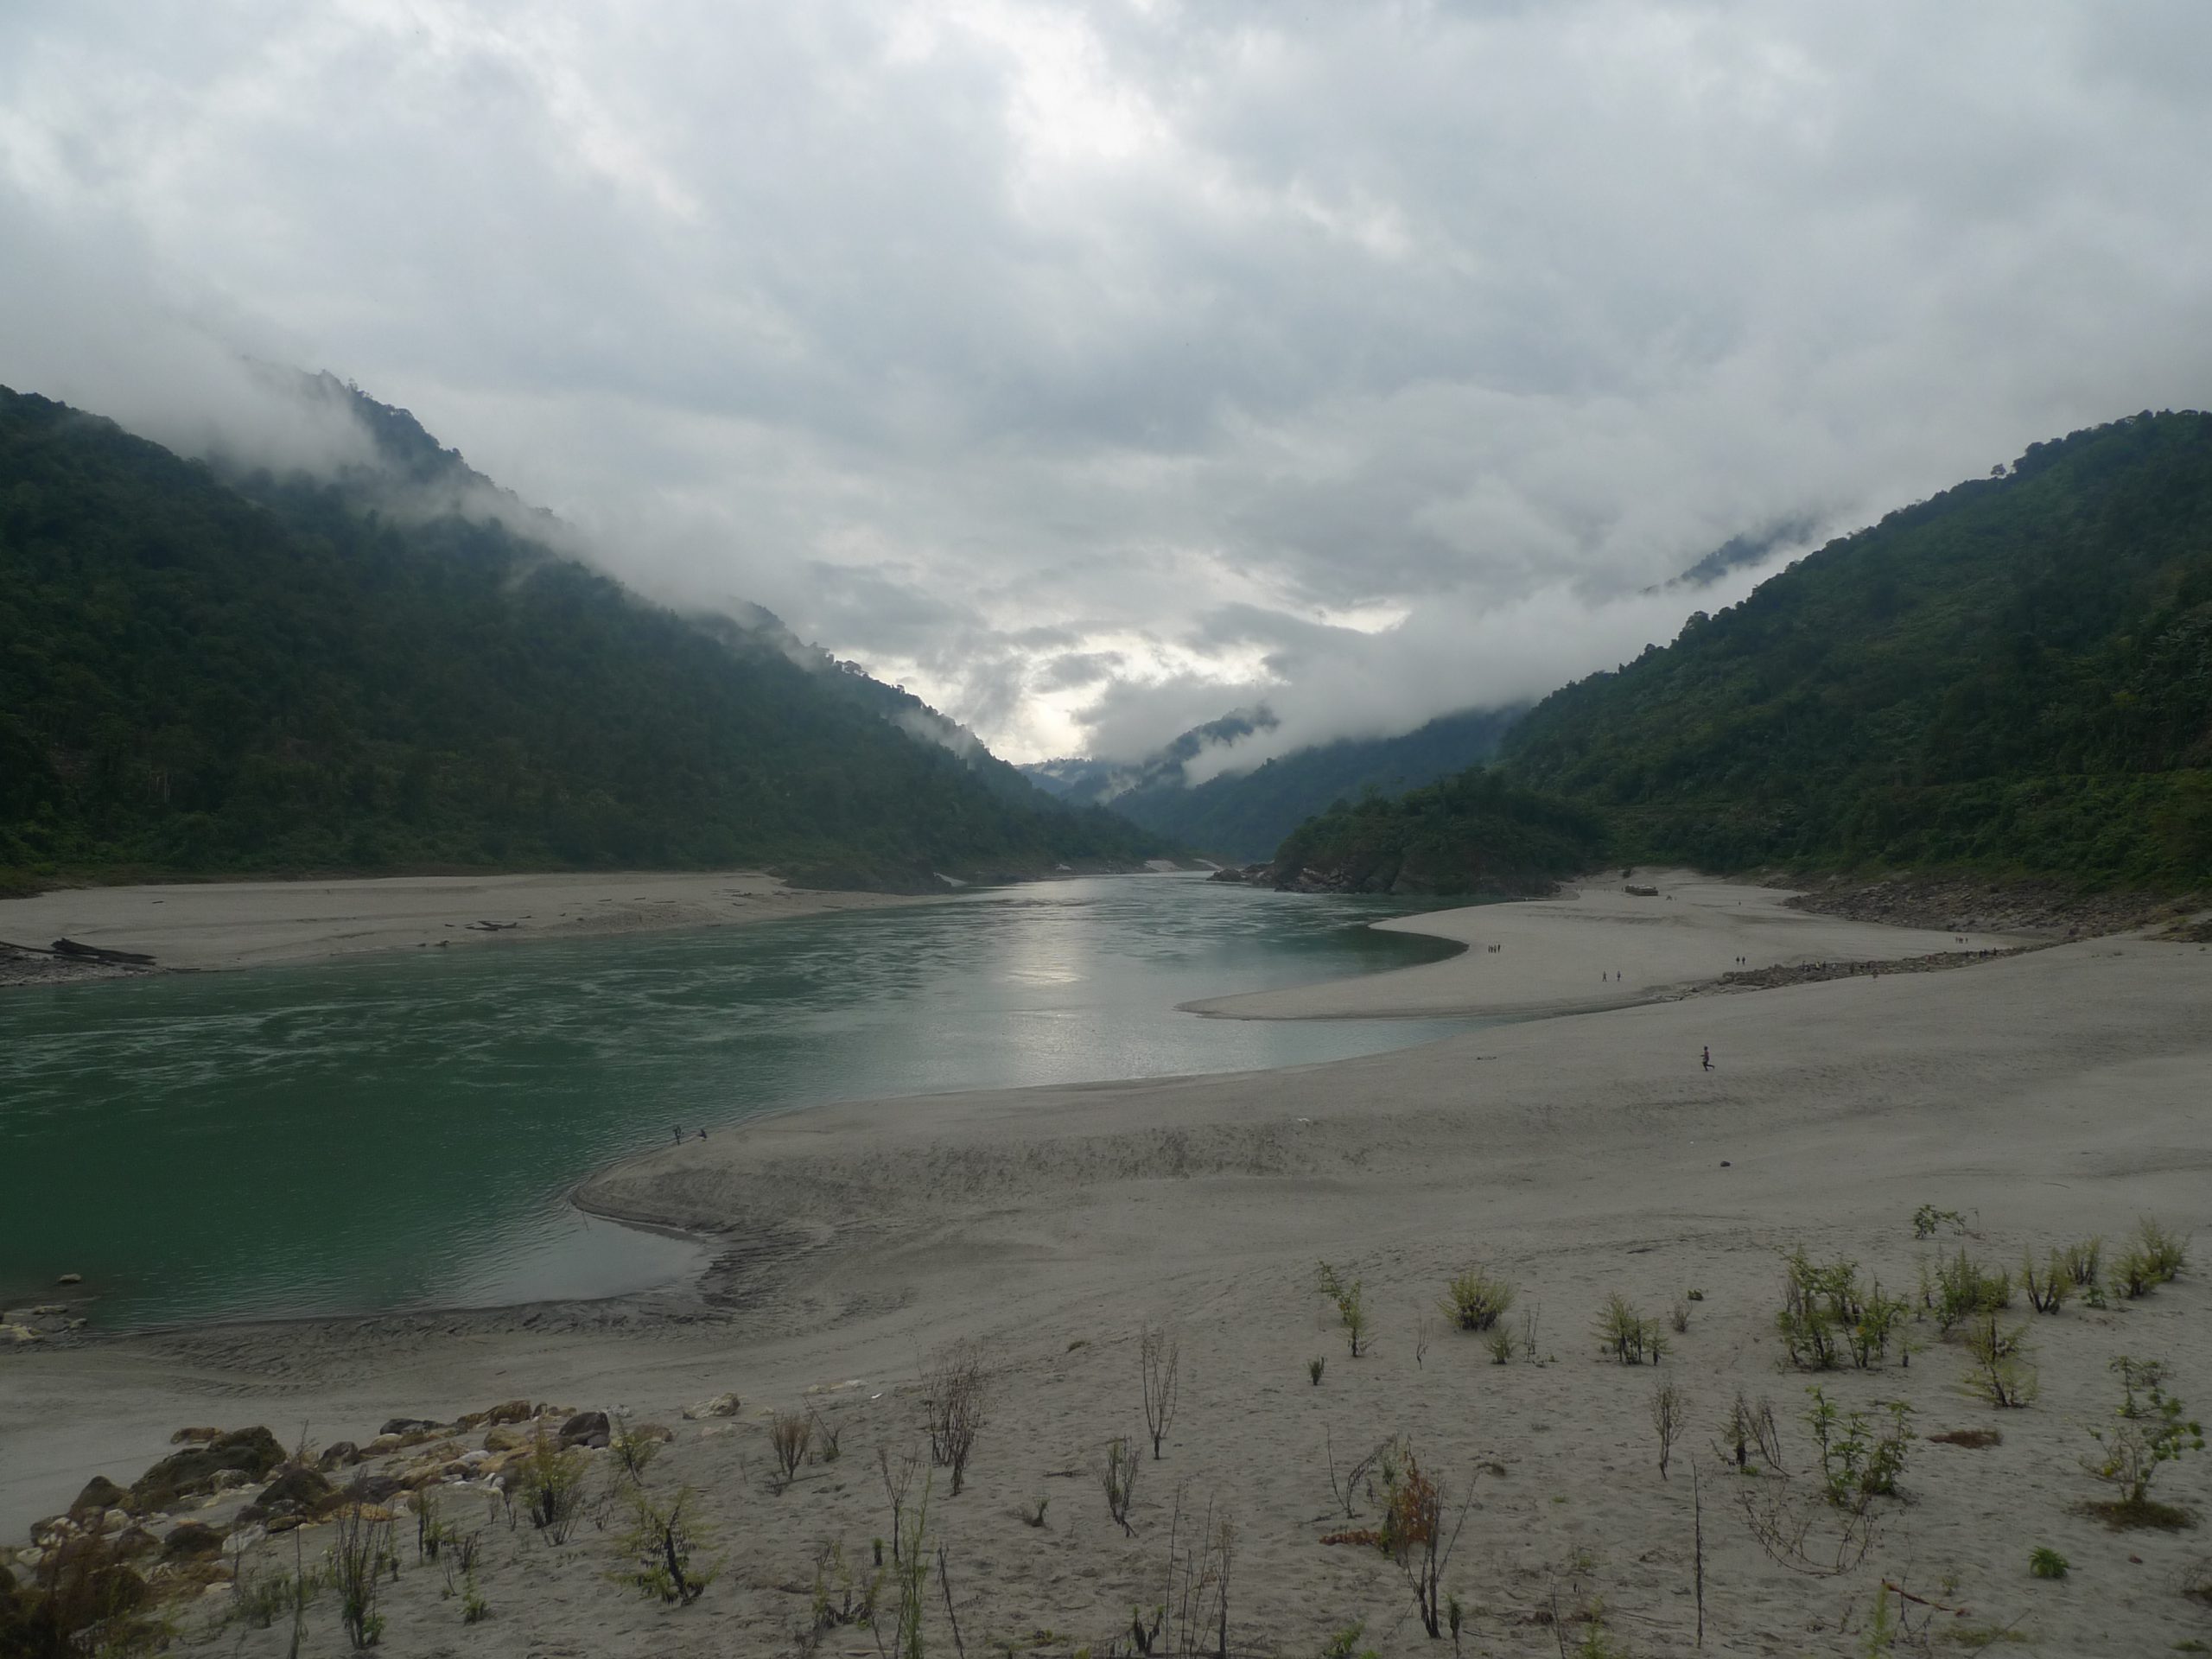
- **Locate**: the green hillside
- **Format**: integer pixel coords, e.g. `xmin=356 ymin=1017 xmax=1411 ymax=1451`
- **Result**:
xmin=1500 ymin=410 xmax=2212 ymax=887
xmin=1266 ymin=767 xmax=1608 ymax=895
xmin=0 ymin=385 xmax=1166 ymax=891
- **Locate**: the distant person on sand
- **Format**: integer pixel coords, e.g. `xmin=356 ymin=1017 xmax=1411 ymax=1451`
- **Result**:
xmin=673 ymin=1124 xmax=681 ymax=1143
xmin=1701 ymin=1046 xmax=1712 ymax=1071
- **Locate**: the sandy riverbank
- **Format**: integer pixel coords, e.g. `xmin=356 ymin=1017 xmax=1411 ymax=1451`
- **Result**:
xmin=4 ymin=883 xmax=2210 ymax=1656
xmin=1187 ymin=871 xmax=2022 ymax=1021
xmin=0 ymin=868 xmax=935 ymax=984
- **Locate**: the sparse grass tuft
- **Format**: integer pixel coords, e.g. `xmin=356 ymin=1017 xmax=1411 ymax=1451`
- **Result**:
xmin=1924 ymin=1246 xmax=2012 ymax=1335
xmin=519 ymin=1428 xmax=588 ymax=1543
xmin=1778 ymin=1248 xmax=1904 ymax=1370
xmin=2139 ymin=1216 xmax=2190 ymax=1281
xmin=1594 ymin=1294 xmax=1664 ymax=1364
xmin=2021 ymin=1248 xmax=2070 ymax=1314
xmin=1442 ymin=1267 xmax=1516 ymax=1332
xmin=2061 ymin=1236 xmax=2103 ymax=1287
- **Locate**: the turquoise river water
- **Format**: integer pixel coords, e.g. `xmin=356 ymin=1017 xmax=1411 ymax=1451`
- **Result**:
xmin=0 ymin=874 xmax=1470 ymax=1329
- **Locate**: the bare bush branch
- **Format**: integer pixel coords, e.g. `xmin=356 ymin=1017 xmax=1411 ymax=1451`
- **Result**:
xmin=768 ymin=1410 xmax=812 ymax=1492
xmin=1651 ymin=1380 xmax=1688 ymax=1480
xmin=1325 ymin=1428 xmax=1392 ymax=1522
xmin=877 ymin=1444 xmax=920 ymax=1564
xmin=1141 ymin=1324 xmax=1181 ymax=1459
xmin=925 ymin=1340 xmax=990 ymax=1497
xmin=1101 ymin=1435 xmax=1141 ymax=1535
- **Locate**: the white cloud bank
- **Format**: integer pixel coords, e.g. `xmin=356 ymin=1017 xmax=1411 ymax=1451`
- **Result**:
xmin=4 ymin=0 xmax=2210 ymax=766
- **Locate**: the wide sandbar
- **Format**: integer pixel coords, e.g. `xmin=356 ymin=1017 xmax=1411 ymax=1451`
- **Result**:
xmin=0 ymin=868 xmax=931 ymax=976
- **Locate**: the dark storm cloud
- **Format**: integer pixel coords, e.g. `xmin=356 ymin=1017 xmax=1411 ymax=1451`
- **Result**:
xmin=5 ymin=1 xmax=2210 ymax=764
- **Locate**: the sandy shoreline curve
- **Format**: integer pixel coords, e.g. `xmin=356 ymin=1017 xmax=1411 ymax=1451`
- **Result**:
xmin=0 ymin=868 xmax=937 ymax=982
xmin=1185 ymin=870 xmax=2026 ymax=1021
xmin=5 ymin=875 xmax=2209 ymax=1654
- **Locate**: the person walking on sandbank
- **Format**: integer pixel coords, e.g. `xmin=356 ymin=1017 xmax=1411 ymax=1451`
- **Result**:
xmin=1701 ymin=1046 xmax=1712 ymax=1071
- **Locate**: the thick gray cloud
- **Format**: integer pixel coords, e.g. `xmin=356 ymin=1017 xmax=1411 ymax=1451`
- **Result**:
xmin=5 ymin=0 xmax=2210 ymax=765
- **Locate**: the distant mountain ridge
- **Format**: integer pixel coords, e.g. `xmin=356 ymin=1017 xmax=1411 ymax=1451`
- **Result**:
xmin=1018 ymin=519 xmax=1810 ymax=862
xmin=1024 ymin=706 xmax=1523 ymax=861
xmin=0 ymin=381 xmax=1167 ymax=891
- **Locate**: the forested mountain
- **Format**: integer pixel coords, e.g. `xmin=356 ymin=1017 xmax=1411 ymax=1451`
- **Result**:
xmin=0 ymin=385 xmax=1166 ymax=892
xmin=1495 ymin=410 xmax=2212 ymax=886
xmin=1262 ymin=767 xmax=1608 ymax=896
xmin=1025 ymin=705 xmax=1522 ymax=861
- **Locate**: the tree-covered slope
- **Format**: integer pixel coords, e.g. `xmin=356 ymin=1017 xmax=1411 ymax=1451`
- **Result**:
xmin=1501 ymin=410 xmax=2212 ymax=886
xmin=0 ymin=386 xmax=1165 ymax=887
xmin=1263 ymin=766 xmax=1608 ymax=896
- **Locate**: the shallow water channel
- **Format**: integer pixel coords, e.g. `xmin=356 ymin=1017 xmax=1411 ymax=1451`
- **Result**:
xmin=0 ymin=874 xmax=1471 ymax=1328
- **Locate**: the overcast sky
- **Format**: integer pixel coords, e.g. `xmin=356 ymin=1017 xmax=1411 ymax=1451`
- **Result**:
xmin=7 ymin=2 xmax=2212 ymax=766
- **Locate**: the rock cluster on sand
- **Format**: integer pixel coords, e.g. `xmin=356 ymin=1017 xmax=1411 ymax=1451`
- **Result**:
xmin=127 ymin=1427 xmax=284 ymax=1512
xmin=1783 ymin=871 xmax=2191 ymax=938
xmin=0 ymin=1298 xmax=90 ymax=1348
xmin=0 ymin=1389 xmax=709 ymax=1624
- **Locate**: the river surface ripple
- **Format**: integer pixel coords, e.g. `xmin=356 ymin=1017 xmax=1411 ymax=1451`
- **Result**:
xmin=0 ymin=874 xmax=1472 ymax=1328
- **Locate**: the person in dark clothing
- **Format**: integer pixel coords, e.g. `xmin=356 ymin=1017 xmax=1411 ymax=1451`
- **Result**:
xmin=1701 ymin=1046 xmax=1712 ymax=1071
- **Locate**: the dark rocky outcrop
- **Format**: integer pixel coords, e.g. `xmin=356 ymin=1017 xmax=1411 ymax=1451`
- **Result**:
xmin=160 ymin=1522 xmax=225 ymax=1561
xmin=128 ymin=1426 xmax=283 ymax=1512
xmin=67 ymin=1477 xmax=124 ymax=1521
xmin=557 ymin=1410 xmax=609 ymax=1449
xmin=239 ymin=1465 xmax=334 ymax=1524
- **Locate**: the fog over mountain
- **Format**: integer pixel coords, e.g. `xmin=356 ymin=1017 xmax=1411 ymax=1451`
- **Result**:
xmin=7 ymin=2 xmax=2211 ymax=767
